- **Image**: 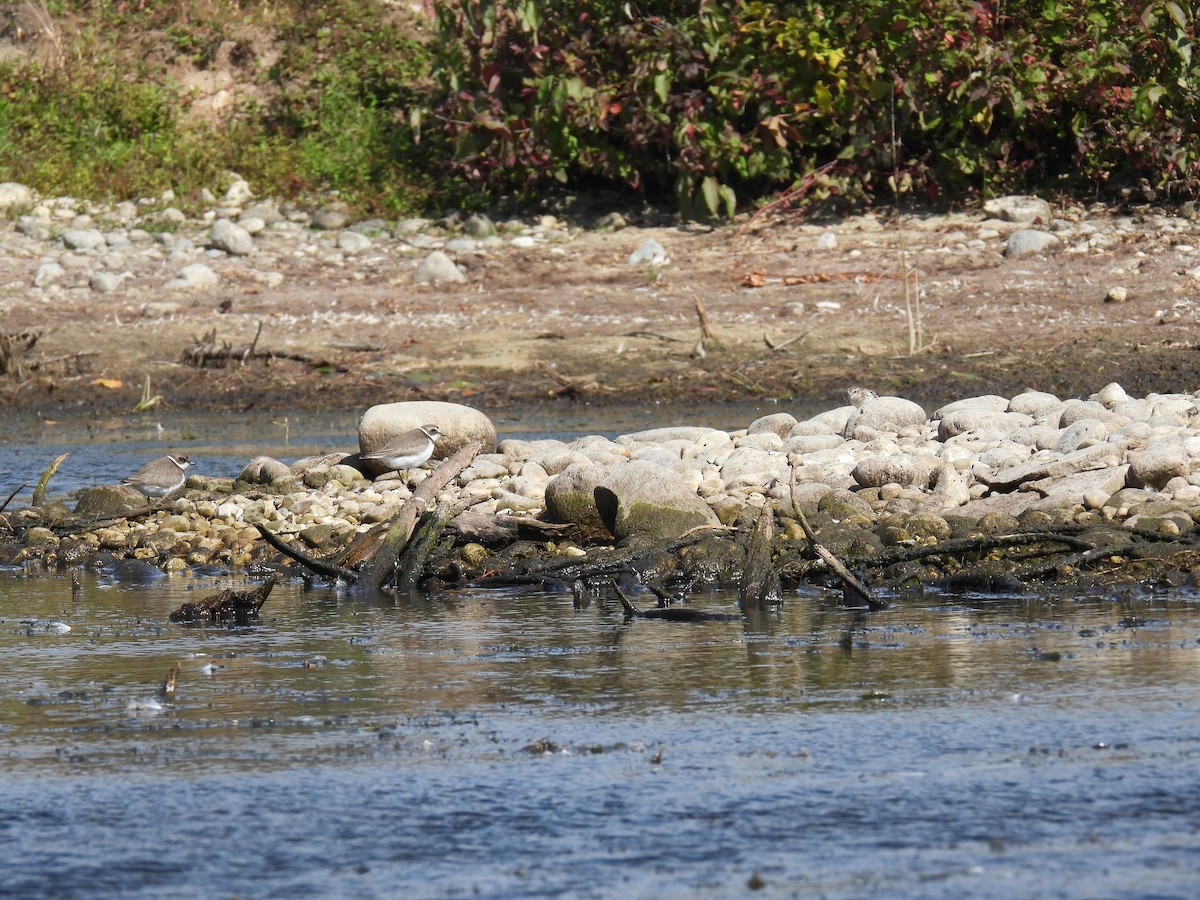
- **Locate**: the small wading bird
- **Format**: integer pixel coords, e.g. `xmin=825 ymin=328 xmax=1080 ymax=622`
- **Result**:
xmin=122 ymin=454 xmax=192 ymax=498
xmin=847 ymin=386 xmax=878 ymax=409
xmin=360 ymin=424 xmax=442 ymax=476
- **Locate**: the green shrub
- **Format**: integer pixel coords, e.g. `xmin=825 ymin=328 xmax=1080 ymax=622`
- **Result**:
xmin=425 ymin=0 xmax=1200 ymax=215
xmin=0 ymin=1 xmax=438 ymax=214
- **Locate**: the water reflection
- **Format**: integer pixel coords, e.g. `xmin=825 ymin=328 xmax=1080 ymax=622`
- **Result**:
xmin=2 ymin=569 xmax=1199 ymax=897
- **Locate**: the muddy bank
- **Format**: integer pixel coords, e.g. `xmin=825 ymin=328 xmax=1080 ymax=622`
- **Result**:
xmin=3 ymin=186 xmax=1200 ymax=418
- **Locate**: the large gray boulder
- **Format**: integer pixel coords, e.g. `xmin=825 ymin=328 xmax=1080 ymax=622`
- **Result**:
xmin=592 ymin=461 xmax=721 ymax=541
xmin=842 ymin=396 xmax=927 ymax=437
xmin=1004 ymin=229 xmax=1060 ymax=258
xmin=237 ymin=456 xmax=295 ymax=486
xmin=0 ymin=182 xmax=35 ymax=210
xmin=543 ymin=464 xmax=608 ymax=528
xmin=545 ymin=460 xmax=720 ymax=540
xmin=413 ymin=250 xmax=465 ymax=284
xmin=1127 ymin=444 xmax=1189 ymax=490
xmin=210 ymin=218 xmax=255 ymax=256
xmin=358 ymin=401 xmax=496 ymax=475
xmin=983 ymin=195 xmax=1053 ymax=224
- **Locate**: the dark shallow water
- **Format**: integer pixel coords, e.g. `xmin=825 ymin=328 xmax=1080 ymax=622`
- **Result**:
xmin=2 ymin=567 xmax=1199 ymax=898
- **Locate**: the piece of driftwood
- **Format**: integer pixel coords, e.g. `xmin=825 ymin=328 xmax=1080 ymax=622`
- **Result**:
xmin=254 ymin=523 xmax=358 ymax=583
xmin=610 ymin=578 xmax=740 ymax=622
xmin=740 ymin=502 xmax=781 ymax=607
xmin=183 ymin=323 xmax=322 ymax=369
xmin=1 ymin=480 xmax=27 ymax=516
xmin=451 ymin=510 xmax=572 ymax=545
xmin=158 ymin=662 xmax=180 ymax=701
xmin=789 ymin=465 xmax=887 ymax=611
xmin=360 ymin=441 xmax=483 ymax=589
xmin=394 ymin=497 xmax=473 ymax=591
xmin=31 ymin=452 xmax=69 ymax=507
xmin=169 ymin=573 xmax=278 ymax=624
xmin=0 ymin=330 xmax=41 ymax=377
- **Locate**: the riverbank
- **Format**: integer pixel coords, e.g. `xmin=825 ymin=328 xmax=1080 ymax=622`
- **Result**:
xmin=3 ymin=183 xmax=1200 ymax=416
xmin=5 ymin=383 xmax=1200 ymax=595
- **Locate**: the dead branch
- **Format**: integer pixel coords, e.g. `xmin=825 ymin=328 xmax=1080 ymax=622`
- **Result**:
xmin=763 ymin=330 xmax=810 ymax=352
xmin=1 ymin=481 xmax=28 ymax=516
xmin=183 ymin=325 xmax=321 ymax=369
xmin=867 ymin=529 xmax=1097 ymax=570
xmin=31 ymin=452 xmax=68 ymax=507
xmin=692 ymin=292 xmax=716 ymax=342
xmin=168 ymin=573 xmax=278 ymax=624
xmin=394 ymin=497 xmax=474 ymax=591
xmin=740 ymin=502 xmax=781 ymax=607
xmin=360 ymin=441 xmax=483 ymax=589
xmin=789 ymin=465 xmax=885 ymax=610
xmin=253 ymin=523 xmax=359 ymax=583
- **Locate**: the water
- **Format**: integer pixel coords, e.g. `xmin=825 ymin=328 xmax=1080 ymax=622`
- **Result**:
xmin=2 ymin=567 xmax=1199 ymax=898
xmin=0 ymin=401 xmax=790 ymax=506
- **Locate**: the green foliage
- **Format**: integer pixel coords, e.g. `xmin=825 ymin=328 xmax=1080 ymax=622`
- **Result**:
xmin=0 ymin=1 xmax=438 ymax=214
xmin=425 ymin=0 xmax=1200 ymax=214
xmin=0 ymin=1 xmax=1197 ymax=217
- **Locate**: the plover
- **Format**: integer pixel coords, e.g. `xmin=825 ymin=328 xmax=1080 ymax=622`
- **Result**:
xmin=122 ymin=454 xmax=192 ymax=498
xmin=847 ymin=386 xmax=878 ymax=409
xmin=361 ymin=424 xmax=441 ymax=474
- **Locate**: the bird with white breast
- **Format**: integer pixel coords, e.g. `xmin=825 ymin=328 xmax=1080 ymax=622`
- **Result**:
xmin=122 ymin=454 xmax=192 ymax=498
xmin=360 ymin=424 xmax=442 ymax=477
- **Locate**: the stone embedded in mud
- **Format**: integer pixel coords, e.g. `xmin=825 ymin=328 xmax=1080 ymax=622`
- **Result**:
xmin=166 ymin=262 xmax=219 ymax=290
xmin=628 ymin=238 xmax=668 ymax=266
xmin=412 ymin=250 xmax=465 ymax=284
xmin=1004 ymin=228 xmax=1061 ymax=257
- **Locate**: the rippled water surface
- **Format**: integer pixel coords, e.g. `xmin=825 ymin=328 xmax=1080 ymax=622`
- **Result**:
xmin=3 ymin=566 xmax=1200 ymax=898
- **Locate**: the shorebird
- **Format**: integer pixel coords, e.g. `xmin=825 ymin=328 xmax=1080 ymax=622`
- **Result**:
xmin=361 ymin=424 xmax=441 ymax=475
xmin=122 ymin=454 xmax=192 ymax=498
xmin=847 ymin=386 xmax=878 ymax=409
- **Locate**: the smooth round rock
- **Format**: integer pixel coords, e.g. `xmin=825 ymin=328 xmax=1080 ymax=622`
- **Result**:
xmin=358 ymin=401 xmax=497 ymax=461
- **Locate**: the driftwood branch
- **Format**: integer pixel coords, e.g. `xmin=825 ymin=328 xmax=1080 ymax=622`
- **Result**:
xmin=394 ymin=497 xmax=473 ymax=591
xmin=610 ymin=578 xmax=740 ymax=622
xmin=1 ymin=480 xmax=28 ymax=516
xmin=867 ymin=529 xmax=1097 ymax=568
xmin=739 ymin=502 xmax=781 ymax=607
xmin=183 ymin=325 xmax=322 ymax=369
xmin=32 ymin=453 xmax=68 ymax=507
xmin=168 ymin=573 xmax=278 ymax=624
xmin=360 ymin=441 xmax=483 ymax=589
xmin=789 ymin=465 xmax=886 ymax=610
xmin=253 ymin=523 xmax=359 ymax=583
